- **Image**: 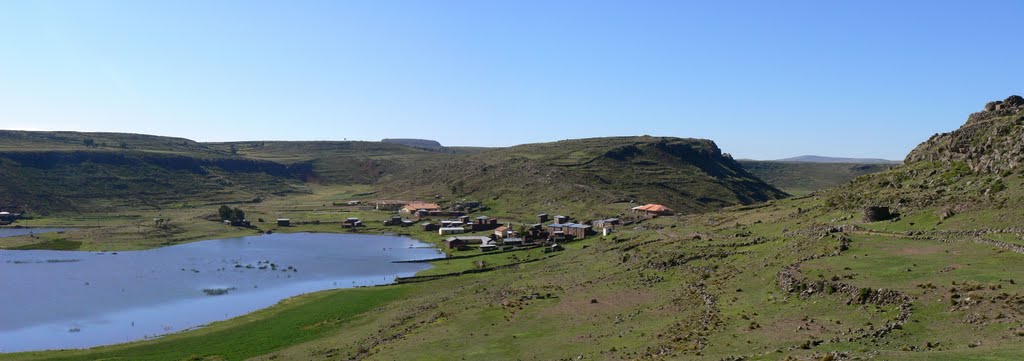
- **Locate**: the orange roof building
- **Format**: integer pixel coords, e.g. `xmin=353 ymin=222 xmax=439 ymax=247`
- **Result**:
xmin=494 ymin=224 xmax=515 ymax=238
xmin=400 ymin=201 xmax=442 ymax=214
xmin=631 ymin=204 xmax=673 ymax=215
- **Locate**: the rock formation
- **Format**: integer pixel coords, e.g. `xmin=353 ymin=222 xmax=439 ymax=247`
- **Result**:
xmin=905 ymin=95 xmax=1024 ymax=173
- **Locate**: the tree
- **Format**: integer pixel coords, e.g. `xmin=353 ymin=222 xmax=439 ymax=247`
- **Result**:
xmin=232 ymin=207 xmax=245 ymax=221
xmin=218 ymin=205 xmax=233 ymax=221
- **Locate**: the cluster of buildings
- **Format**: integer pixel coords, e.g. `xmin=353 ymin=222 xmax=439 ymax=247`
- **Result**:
xmin=222 ymin=216 xmax=365 ymax=230
xmin=436 ymin=210 xmax=634 ymax=252
xmin=370 ymin=198 xmax=675 ymax=252
xmin=421 ymin=215 xmax=501 ymax=235
xmin=373 ymin=200 xmax=487 ymax=218
xmin=367 ymin=199 xmax=675 ymax=253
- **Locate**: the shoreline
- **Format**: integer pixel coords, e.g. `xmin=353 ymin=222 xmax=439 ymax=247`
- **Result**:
xmin=0 ymin=232 xmax=439 ymax=354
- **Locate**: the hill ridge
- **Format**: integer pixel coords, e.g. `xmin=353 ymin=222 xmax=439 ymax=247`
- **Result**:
xmin=0 ymin=133 xmax=785 ymax=215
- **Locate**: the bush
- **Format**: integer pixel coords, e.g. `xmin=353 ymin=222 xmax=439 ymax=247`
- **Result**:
xmin=858 ymin=287 xmax=873 ymax=303
xmin=218 ymin=205 xmax=246 ymax=221
xmin=218 ymin=205 xmax=233 ymax=221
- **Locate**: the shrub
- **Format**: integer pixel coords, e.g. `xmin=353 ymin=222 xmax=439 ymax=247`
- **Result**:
xmin=858 ymin=288 xmax=872 ymax=303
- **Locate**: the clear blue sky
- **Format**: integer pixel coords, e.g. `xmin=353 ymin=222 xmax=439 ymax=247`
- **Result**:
xmin=1 ymin=1 xmax=1021 ymax=160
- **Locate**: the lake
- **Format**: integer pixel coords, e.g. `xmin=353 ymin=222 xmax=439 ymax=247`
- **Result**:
xmin=0 ymin=232 xmax=440 ymax=353
xmin=0 ymin=228 xmax=71 ymax=238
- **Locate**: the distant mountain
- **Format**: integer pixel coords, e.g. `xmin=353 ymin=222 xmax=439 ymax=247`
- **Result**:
xmin=772 ymin=155 xmax=901 ymax=164
xmin=381 ymin=138 xmax=444 ymax=150
xmin=738 ymin=160 xmax=893 ymax=196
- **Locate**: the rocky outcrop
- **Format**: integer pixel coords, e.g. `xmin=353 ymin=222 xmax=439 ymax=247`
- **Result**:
xmin=983 ymin=95 xmax=1024 ymax=112
xmin=905 ymin=95 xmax=1024 ymax=173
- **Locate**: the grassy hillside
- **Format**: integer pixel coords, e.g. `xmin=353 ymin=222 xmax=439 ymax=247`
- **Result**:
xmin=380 ymin=136 xmax=787 ymax=216
xmin=0 ymin=133 xmax=785 ymax=217
xmin=5 ymin=100 xmax=1024 ymax=360
xmin=207 ymin=140 xmax=446 ymax=184
xmin=0 ymin=131 xmax=312 ymax=214
xmin=739 ymin=160 xmax=894 ymax=196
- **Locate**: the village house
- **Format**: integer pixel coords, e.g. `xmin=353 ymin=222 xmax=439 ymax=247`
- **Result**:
xmin=372 ymin=199 xmax=407 ymax=210
xmin=591 ymin=218 xmax=621 ymax=237
xmin=276 ymin=218 xmax=290 ymax=226
xmin=443 ymin=235 xmax=490 ymax=249
xmin=494 ymin=224 xmax=515 ymax=239
xmin=592 ymin=218 xmax=621 ymax=229
xmin=439 ymin=227 xmax=466 ymax=235
xmin=470 ymin=216 xmax=499 ymax=231
xmin=553 ymin=215 xmax=569 ymax=224
xmin=421 ymin=222 xmax=439 ymax=231
xmin=343 ymin=217 xmax=364 ymax=228
xmin=547 ymin=222 xmax=592 ymax=239
xmin=383 ymin=216 xmax=415 ymax=227
xmin=537 ymin=213 xmax=549 ymax=223
xmin=401 ymin=201 xmax=442 ymax=215
xmin=524 ymin=224 xmax=548 ymax=243
xmin=440 ymin=219 xmax=465 ymax=228
xmin=564 ymin=223 xmax=592 ymax=238
xmin=631 ymin=204 xmax=673 ymax=216
xmin=500 ymin=237 xmax=524 ymax=246
xmin=444 ymin=237 xmax=468 ymax=250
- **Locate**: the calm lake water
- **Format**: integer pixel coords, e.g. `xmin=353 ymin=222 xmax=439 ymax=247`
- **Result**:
xmin=0 ymin=228 xmax=70 ymax=238
xmin=0 ymin=232 xmax=440 ymax=353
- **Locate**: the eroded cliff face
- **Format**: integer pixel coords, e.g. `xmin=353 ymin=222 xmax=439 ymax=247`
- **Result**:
xmin=906 ymin=95 xmax=1024 ymax=173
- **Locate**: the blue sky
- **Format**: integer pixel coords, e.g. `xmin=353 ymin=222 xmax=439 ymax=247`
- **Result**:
xmin=1 ymin=1 xmax=1021 ymax=160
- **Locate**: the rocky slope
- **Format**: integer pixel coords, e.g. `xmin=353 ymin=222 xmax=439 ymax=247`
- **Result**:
xmin=825 ymin=95 xmax=1024 ymax=212
xmin=906 ymin=95 xmax=1024 ymax=173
